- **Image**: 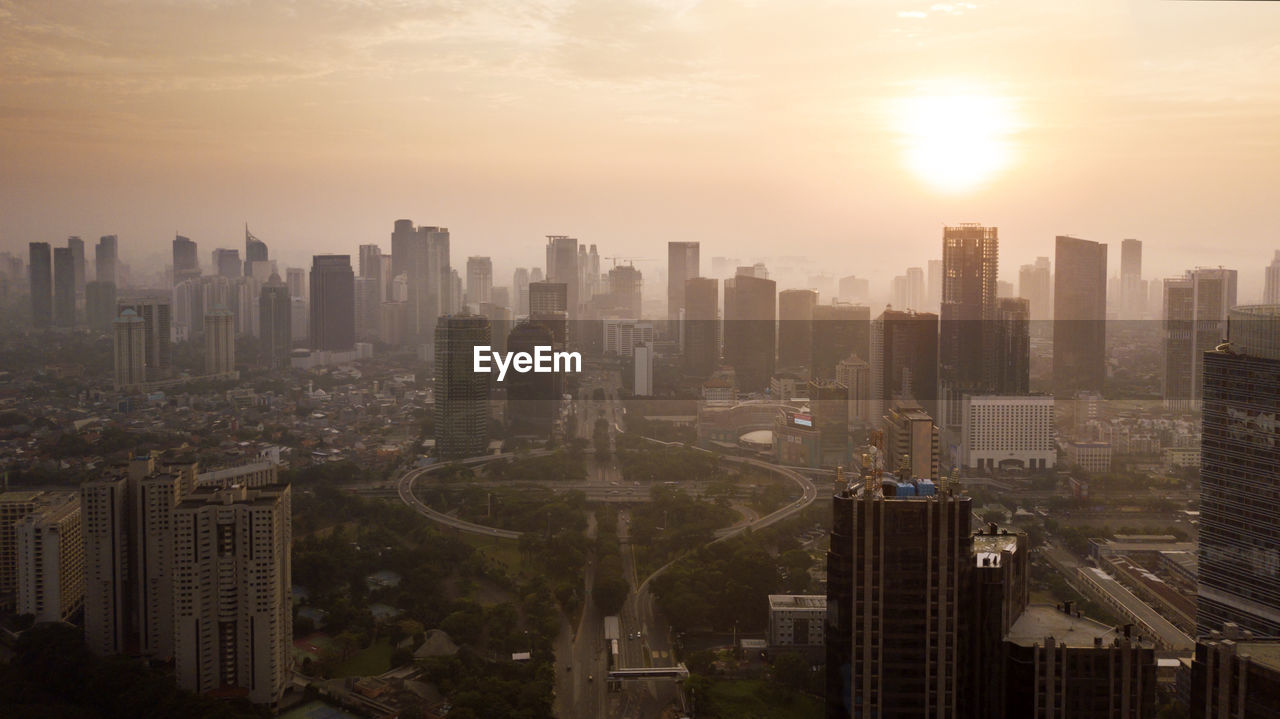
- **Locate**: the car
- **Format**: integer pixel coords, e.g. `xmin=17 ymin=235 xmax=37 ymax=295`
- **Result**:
xmin=587 ymin=674 xmax=593 ymax=682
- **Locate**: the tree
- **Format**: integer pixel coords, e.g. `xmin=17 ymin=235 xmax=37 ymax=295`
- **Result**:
xmin=772 ymin=652 xmax=809 ymax=692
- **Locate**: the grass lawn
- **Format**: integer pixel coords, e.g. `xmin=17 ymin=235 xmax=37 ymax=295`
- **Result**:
xmin=463 ymin=533 xmax=525 ymax=578
xmin=707 ymin=680 xmax=823 ymax=719
xmin=333 ymin=638 xmax=394 ymax=677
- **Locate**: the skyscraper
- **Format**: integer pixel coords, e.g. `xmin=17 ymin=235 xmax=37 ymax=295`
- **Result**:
xmin=404 ymin=224 xmax=451 ymax=340
xmin=812 ymin=303 xmax=870 ymax=382
xmin=390 ymin=219 xmax=415 ymax=283
xmin=507 ymin=321 xmax=557 ymax=438
xmin=172 ymin=235 xmax=200 ymax=285
xmin=513 ymin=267 xmax=531 ymax=316
xmin=173 ymin=483 xmax=292 ymax=707
xmin=113 ymin=309 xmax=147 ymax=390
xmin=244 ymin=224 xmax=268 ymax=274
xmin=546 ymin=235 xmax=579 ymax=321
xmin=723 ymin=271 xmax=776 ymax=393
xmin=212 ymin=248 xmax=242 ymax=279
xmin=67 ymin=235 xmax=85 ymax=302
xmin=668 ymin=241 xmax=700 ymax=325
xmin=927 ymin=258 xmax=943 ymax=311
xmin=778 ymin=289 xmax=817 ymax=374
xmin=939 ymin=224 xmax=999 ymax=430
xmin=607 ymin=263 xmax=643 ymax=319
xmin=1265 ymin=251 xmax=1280 ymax=305
xmin=16 ymin=494 xmax=84 ymax=624
xmin=1162 ymin=268 xmax=1237 ymax=410
xmin=309 ymin=255 xmax=355 ymax=351
xmin=1120 ymin=238 xmax=1145 ymax=320
xmin=85 ymin=281 xmax=117 ymax=333
xmin=683 ymin=277 xmax=719 ymax=379
xmin=870 ymin=309 xmax=939 ymax=423
xmin=259 ymin=277 xmax=291 ymax=370
xmin=116 ymin=296 xmax=172 ymax=380
xmin=1053 ymin=236 xmax=1108 ymax=397
xmin=466 ymin=256 xmax=493 ymax=307
xmin=358 ymin=243 xmax=383 ymax=302
xmin=95 ymin=234 xmax=118 ymax=286
xmin=529 ymin=281 xmax=569 ymax=345
xmin=285 ymin=267 xmax=306 ymax=299
xmin=993 ymin=297 xmax=1031 ymax=395
xmin=1198 ymin=305 xmax=1280 ymax=636
xmin=28 ymin=242 xmax=52 ymax=328
xmin=53 ymin=246 xmax=75 ymax=326
xmin=1017 ymin=256 xmax=1052 ymax=326
xmin=204 ymin=308 xmax=235 ymax=375
xmin=434 ymin=315 xmax=491 ymax=459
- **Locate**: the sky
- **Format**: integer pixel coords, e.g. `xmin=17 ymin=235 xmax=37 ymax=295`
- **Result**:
xmin=2 ymin=0 xmax=1279 ymax=298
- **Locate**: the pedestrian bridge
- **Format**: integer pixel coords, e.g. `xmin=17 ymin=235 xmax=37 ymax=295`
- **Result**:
xmin=608 ymin=665 xmax=689 ymax=681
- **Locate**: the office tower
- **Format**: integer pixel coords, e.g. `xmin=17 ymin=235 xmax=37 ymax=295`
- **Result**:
xmin=113 ymin=309 xmax=148 ymax=389
xmin=777 ymin=289 xmax=817 ymax=374
xmin=529 ymin=281 xmax=569 ymax=345
xmin=1053 ymin=236 xmax=1108 ymax=397
xmin=358 ymin=242 xmax=382 ymax=297
xmin=53 ymin=246 xmax=75 ymax=326
xmin=1018 ymin=255 xmax=1053 ymax=325
xmin=244 ymin=224 xmax=268 ymax=274
xmin=285 ymin=267 xmax=306 ymax=299
xmin=309 ymin=255 xmax=355 ymax=351
xmin=479 ymin=302 xmax=512 ymax=356
xmin=836 ymin=354 xmax=872 ymax=426
xmin=906 ymin=266 xmax=925 ymax=309
xmin=530 ymin=267 xmax=544 ymax=283
xmin=172 ymin=235 xmax=200 ymax=284
xmin=883 ymin=400 xmax=940 ymax=480
xmin=1198 ymin=305 xmax=1280 ymax=636
xmin=172 ymin=483 xmax=291 ymax=707
xmin=204 ymin=309 xmax=235 ymax=375
xmin=513 ymin=267 xmax=531 ymax=316
xmin=28 ymin=242 xmax=52 ymax=327
xmin=870 ymin=309 xmax=939 ymax=424
xmin=812 ymin=303 xmax=870 ymax=382
xmin=1266 ymin=251 xmax=1280 ymax=305
xmin=211 ymin=248 xmax=241 ymax=279
xmin=450 ymin=268 xmax=463 ymax=316
xmin=809 ymin=380 xmax=850 ymax=466
xmin=96 ymin=234 xmax=118 ymax=285
xmin=545 ymin=235 xmax=579 ymax=321
xmin=491 ymin=286 xmax=510 ymax=310
xmin=826 ymin=466 xmax=969 ymax=717
xmin=116 ymin=296 xmax=172 ymax=380
xmin=67 ymin=235 xmax=85 ymax=301
xmin=259 ymin=277 xmax=291 ymax=369
xmin=1162 ymin=268 xmax=1238 ymax=410
xmin=390 ymin=219 xmax=415 ymax=282
xmin=378 ymin=301 xmax=407 ymax=346
xmin=939 ymin=224 xmax=999 ymax=430
xmin=668 ymin=241 xmax=700 ymax=325
xmin=684 ymin=277 xmax=719 ymax=379
xmin=996 ymin=280 xmax=1014 ymax=297
xmin=403 ymin=223 xmax=451 ymax=339
xmin=1192 ymin=627 xmax=1280 ymax=718
xmin=291 ymin=296 xmax=309 ymax=344
xmin=961 ymin=395 xmax=1055 ymax=471
xmin=723 ymin=272 xmax=777 ymax=393
xmin=507 ymin=321 xmax=557 ymax=437
xmin=466 ymin=256 xmax=493 ymax=307
xmin=231 ymin=275 xmax=258 ymax=337
xmin=993 ymin=297 xmax=1031 ymax=394
xmin=585 ymin=244 xmax=602 ymax=302
xmin=82 ymin=456 xmax=196 ymax=659
xmin=85 ymin=281 xmax=117 ymax=332
xmin=2 ymin=491 xmax=62 ymax=611
xmin=353 ymin=276 xmax=380 ymax=341
xmin=634 ymin=343 xmax=654 ymax=396
xmin=927 ymin=259 xmax=943 ymax=310
xmin=838 ymin=275 xmax=870 ymax=304
xmin=433 ymin=315 xmax=491 ymax=459
xmin=16 ymin=494 xmax=84 ymax=623
xmin=1120 ymin=238 xmax=1145 ymax=320
xmin=608 ymin=264 xmax=643 ymax=319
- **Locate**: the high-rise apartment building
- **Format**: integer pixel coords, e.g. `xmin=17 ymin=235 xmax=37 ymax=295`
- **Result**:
xmin=870 ymin=309 xmax=939 ymax=424
xmin=434 ymin=315 xmax=491 ymax=459
xmin=53 ymin=246 xmax=76 ymax=326
xmin=1053 ymin=236 xmax=1108 ymax=397
xmin=778 ymin=289 xmax=817 ymax=374
xmin=259 ymin=277 xmax=291 ymax=369
xmin=95 ymin=234 xmax=118 ymax=286
xmin=466 ymin=256 xmax=493 ymax=307
xmin=1198 ymin=305 xmax=1280 ymax=636
xmin=29 ymin=242 xmax=52 ymax=328
xmin=1163 ymin=268 xmax=1237 ymax=410
xmin=683 ymin=277 xmax=719 ymax=379
xmin=113 ymin=309 xmax=148 ymax=390
xmin=2 ymin=491 xmax=70 ymax=610
xmin=116 ymin=295 xmax=172 ymax=381
xmin=16 ymin=494 xmax=84 ymax=623
xmin=812 ymin=303 xmax=870 ymax=383
xmin=204 ymin=309 xmax=235 ymax=375
xmin=668 ymin=241 xmax=700 ymax=325
xmin=882 ymin=400 xmax=940 ymax=481
xmin=309 ymin=255 xmax=355 ymax=351
xmin=173 ymin=484 xmax=292 ymax=707
xmin=723 ymin=272 xmax=776 ymax=393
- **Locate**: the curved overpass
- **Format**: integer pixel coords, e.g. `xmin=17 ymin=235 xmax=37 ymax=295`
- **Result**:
xmin=396 ymin=453 xmax=539 ymax=539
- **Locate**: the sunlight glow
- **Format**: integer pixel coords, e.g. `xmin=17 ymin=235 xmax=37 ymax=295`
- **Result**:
xmin=894 ymin=93 xmax=1019 ymax=193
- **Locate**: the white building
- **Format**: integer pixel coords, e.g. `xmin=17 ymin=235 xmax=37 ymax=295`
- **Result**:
xmin=961 ymin=395 xmax=1056 ymax=471
xmin=173 ymin=484 xmax=292 ymax=707
xmin=634 ymin=343 xmax=654 ymax=396
xmin=1066 ymin=441 xmax=1112 ymax=473
xmin=17 ymin=494 xmax=84 ymax=623
xmin=604 ymin=318 xmax=654 ymax=358
xmin=768 ymin=594 xmax=826 ymax=648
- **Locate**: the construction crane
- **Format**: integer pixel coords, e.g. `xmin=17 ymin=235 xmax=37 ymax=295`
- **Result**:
xmin=603 ymin=257 xmax=654 ymax=267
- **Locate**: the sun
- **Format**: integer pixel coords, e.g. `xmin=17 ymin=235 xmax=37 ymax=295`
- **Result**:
xmin=894 ymin=93 xmax=1019 ymax=193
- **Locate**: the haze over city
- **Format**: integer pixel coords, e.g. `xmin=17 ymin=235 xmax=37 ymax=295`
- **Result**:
xmin=2 ymin=0 xmax=1279 ymax=296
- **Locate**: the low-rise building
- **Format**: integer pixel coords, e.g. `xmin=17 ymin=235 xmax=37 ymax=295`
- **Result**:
xmin=1066 ymin=440 xmax=1112 ymax=473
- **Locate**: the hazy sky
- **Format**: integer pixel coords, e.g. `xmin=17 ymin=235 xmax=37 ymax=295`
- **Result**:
xmin=2 ymin=0 xmax=1278 ymax=298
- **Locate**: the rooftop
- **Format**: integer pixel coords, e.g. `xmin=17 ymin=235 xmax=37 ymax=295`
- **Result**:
xmin=1235 ymin=642 xmax=1280 ymax=673
xmin=973 ymin=534 xmax=1020 ymax=567
xmin=1006 ymin=604 xmax=1121 ymax=647
xmin=769 ymin=595 xmax=826 ymax=610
